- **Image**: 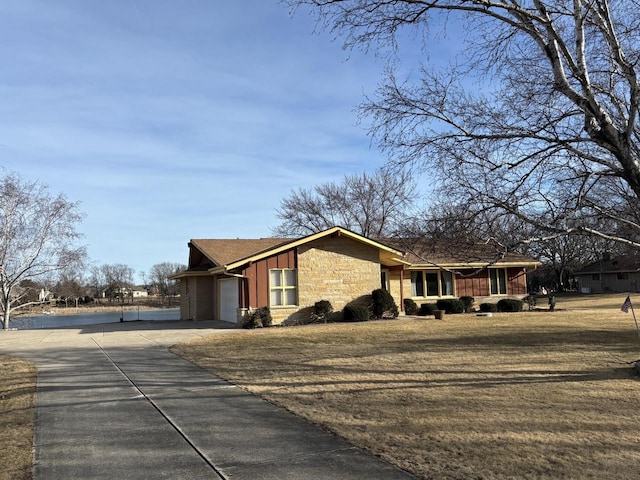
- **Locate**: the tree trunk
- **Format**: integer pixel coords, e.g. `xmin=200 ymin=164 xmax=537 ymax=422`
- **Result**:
xmin=2 ymin=308 xmax=10 ymax=330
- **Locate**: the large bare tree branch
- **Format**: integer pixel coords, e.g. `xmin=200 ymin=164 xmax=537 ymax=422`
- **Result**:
xmin=287 ymin=0 xmax=640 ymax=250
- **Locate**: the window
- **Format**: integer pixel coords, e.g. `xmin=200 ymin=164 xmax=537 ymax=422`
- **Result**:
xmin=381 ymin=270 xmax=389 ymax=290
xmin=617 ymin=272 xmax=629 ymax=280
xmin=269 ymin=269 xmax=297 ymax=306
xmin=489 ymin=269 xmax=507 ymax=295
xmin=411 ymin=270 xmax=455 ymax=297
xmin=441 ymin=270 xmax=454 ymax=296
xmin=425 ymin=272 xmax=439 ymax=296
xmin=411 ymin=271 xmax=424 ymax=297
xmin=592 ymin=273 xmax=601 ymax=281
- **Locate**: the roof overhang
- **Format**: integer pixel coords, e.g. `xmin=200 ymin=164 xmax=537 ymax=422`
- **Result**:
xmin=408 ymin=261 xmax=541 ymax=270
xmin=170 ymin=269 xmax=212 ymax=280
xmin=218 ymin=226 xmax=406 ymax=272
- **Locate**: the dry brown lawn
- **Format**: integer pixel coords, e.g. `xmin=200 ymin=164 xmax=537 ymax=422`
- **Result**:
xmin=0 ymin=354 xmax=36 ymax=480
xmin=173 ymin=294 xmax=640 ymax=480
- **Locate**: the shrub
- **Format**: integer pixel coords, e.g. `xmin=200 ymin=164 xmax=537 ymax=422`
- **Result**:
xmin=404 ymin=298 xmax=419 ymax=315
xmin=497 ymin=298 xmax=524 ymax=312
xmin=243 ymin=307 xmax=272 ymax=329
xmin=313 ymin=300 xmax=333 ymax=322
xmin=459 ymin=296 xmax=475 ymax=312
xmin=479 ymin=303 xmax=498 ymax=313
xmin=523 ymin=295 xmax=537 ymax=310
xmin=436 ymin=298 xmax=465 ymax=314
xmin=343 ymin=304 xmax=370 ymax=322
xmin=371 ymin=288 xmax=399 ymax=319
xmin=418 ymin=303 xmax=437 ymax=316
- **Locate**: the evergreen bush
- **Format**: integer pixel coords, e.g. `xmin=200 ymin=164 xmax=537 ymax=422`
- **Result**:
xmin=343 ymin=304 xmax=370 ymax=322
xmin=418 ymin=303 xmax=437 ymax=316
xmin=313 ymin=300 xmax=333 ymax=322
xmin=371 ymin=288 xmax=399 ymax=319
xmin=436 ymin=298 xmax=465 ymax=314
xmin=403 ymin=298 xmax=419 ymax=315
xmin=497 ymin=298 xmax=524 ymax=312
xmin=459 ymin=296 xmax=475 ymax=312
xmin=243 ymin=307 xmax=272 ymax=328
xmin=479 ymin=303 xmax=498 ymax=313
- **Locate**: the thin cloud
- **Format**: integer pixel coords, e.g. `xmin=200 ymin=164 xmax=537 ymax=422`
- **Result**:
xmin=0 ymin=0 xmax=389 ymax=280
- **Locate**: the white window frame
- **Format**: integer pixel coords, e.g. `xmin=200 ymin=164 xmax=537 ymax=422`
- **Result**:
xmin=269 ymin=268 xmax=298 ymax=307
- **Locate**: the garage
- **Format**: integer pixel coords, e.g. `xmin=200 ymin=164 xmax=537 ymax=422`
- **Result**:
xmin=218 ymin=277 xmax=239 ymax=323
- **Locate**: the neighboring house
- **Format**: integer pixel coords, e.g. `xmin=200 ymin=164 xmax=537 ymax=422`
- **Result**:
xmin=38 ymin=289 xmax=53 ymax=302
xmin=173 ymin=226 xmax=540 ymax=325
xmin=575 ymin=256 xmax=640 ymax=293
xmin=130 ymin=287 xmax=149 ymax=298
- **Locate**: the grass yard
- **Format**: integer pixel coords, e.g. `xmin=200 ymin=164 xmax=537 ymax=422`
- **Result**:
xmin=173 ymin=294 xmax=640 ymax=480
xmin=0 ymin=354 xmax=36 ymax=480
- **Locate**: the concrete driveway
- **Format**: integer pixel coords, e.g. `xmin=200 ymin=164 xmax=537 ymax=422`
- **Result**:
xmin=0 ymin=321 xmax=414 ymax=479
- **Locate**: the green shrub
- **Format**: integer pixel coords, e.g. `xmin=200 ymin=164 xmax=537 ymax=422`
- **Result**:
xmin=418 ymin=303 xmax=437 ymax=316
xmin=313 ymin=300 xmax=333 ymax=322
xmin=497 ymin=298 xmax=524 ymax=312
xmin=343 ymin=304 xmax=370 ymax=322
xmin=459 ymin=296 xmax=475 ymax=312
xmin=479 ymin=303 xmax=498 ymax=313
xmin=243 ymin=307 xmax=272 ymax=328
xmin=404 ymin=298 xmax=419 ymax=315
xmin=371 ymin=288 xmax=399 ymax=319
xmin=436 ymin=298 xmax=465 ymax=314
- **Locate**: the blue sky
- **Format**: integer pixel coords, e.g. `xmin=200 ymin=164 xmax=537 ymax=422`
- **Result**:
xmin=0 ymin=1 xmax=465 ymax=282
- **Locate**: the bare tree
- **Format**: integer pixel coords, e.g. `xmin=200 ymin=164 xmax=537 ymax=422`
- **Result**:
xmin=0 ymin=171 xmax=85 ymax=329
xmin=149 ymin=262 xmax=185 ymax=302
xmin=101 ymin=263 xmax=135 ymax=304
xmin=273 ymin=168 xmax=416 ymax=237
xmin=288 ymin=0 xmax=640 ymax=250
xmin=55 ymin=267 xmax=86 ymax=308
xmin=88 ymin=264 xmax=106 ymax=303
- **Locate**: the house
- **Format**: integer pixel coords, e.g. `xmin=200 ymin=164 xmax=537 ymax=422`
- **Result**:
xmin=130 ymin=287 xmax=149 ymax=298
xmin=173 ymin=226 xmax=540 ymax=325
xmin=574 ymin=255 xmax=640 ymax=293
xmin=38 ymin=289 xmax=54 ymax=303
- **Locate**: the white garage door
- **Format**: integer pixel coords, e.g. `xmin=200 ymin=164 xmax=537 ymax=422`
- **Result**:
xmin=219 ymin=278 xmax=239 ymax=323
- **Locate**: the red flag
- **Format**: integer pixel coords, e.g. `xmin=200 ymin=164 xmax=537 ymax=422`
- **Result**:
xmin=621 ymin=296 xmax=632 ymax=313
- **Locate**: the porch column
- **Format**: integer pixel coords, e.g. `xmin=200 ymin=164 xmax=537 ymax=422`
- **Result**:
xmin=400 ymin=268 xmax=404 ymax=312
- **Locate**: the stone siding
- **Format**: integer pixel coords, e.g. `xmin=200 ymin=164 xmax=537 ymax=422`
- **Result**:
xmin=387 ymin=269 xmax=404 ymax=311
xmin=274 ymin=236 xmax=381 ymax=324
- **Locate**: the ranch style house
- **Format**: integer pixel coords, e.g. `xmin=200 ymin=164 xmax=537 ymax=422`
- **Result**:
xmin=173 ymin=226 xmax=540 ymax=325
xmin=574 ymin=255 xmax=640 ymax=293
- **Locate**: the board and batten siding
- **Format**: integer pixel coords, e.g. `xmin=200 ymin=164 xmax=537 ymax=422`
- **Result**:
xmin=240 ymin=250 xmax=296 ymax=309
xmin=455 ymin=270 xmax=490 ymax=297
xmin=400 ymin=267 xmax=528 ymax=301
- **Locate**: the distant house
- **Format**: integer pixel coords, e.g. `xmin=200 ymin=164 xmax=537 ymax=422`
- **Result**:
xmin=38 ymin=289 xmax=53 ymax=302
xmin=172 ymin=226 xmax=540 ymax=325
xmin=130 ymin=288 xmax=149 ymax=298
xmin=575 ymin=256 xmax=640 ymax=293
